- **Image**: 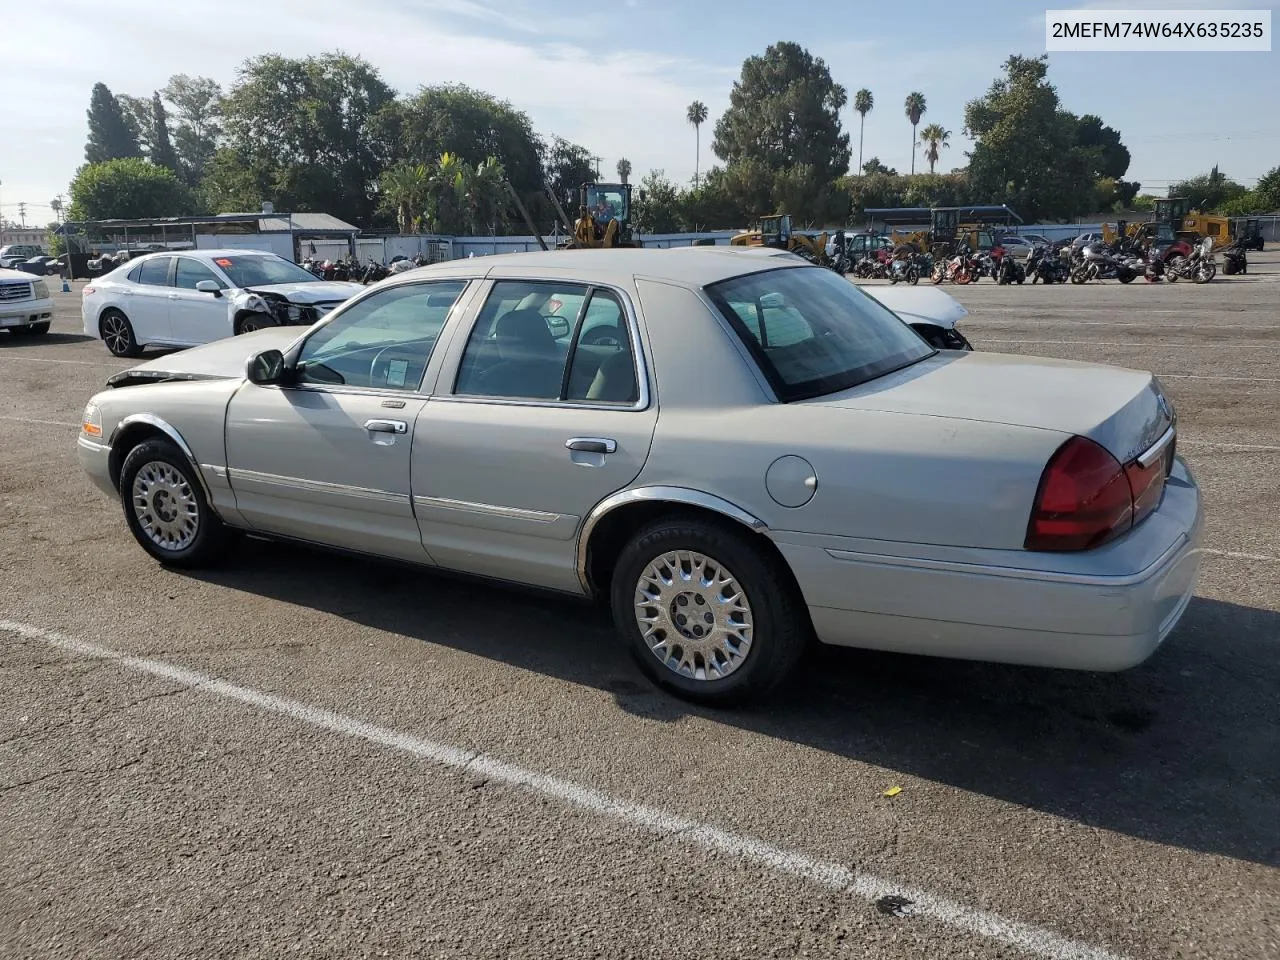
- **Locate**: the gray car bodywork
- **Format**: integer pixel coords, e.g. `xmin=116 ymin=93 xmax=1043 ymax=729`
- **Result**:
xmin=78 ymin=248 xmax=1202 ymax=673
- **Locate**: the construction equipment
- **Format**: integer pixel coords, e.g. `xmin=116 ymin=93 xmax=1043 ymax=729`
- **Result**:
xmin=865 ymin=205 xmax=1021 ymax=256
xmin=564 ymin=182 xmax=637 ymax=249
xmin=1230 ymin=216 xmax=1265 ymax=250
xmin=1153 ymin=197 xmax=1232 ymax=250
xmin=730 ymin=213 xmax=830 ymax=264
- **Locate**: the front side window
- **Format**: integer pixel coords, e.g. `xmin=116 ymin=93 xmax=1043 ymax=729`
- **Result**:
xmin=705 ymin=265 xmax=934 ymax=402
xmin=295 ymin=280 xmax=468 ymax=391
xmin=454 ymin=280 xmax=637 ymax=404
xmin=214 ymin=254 xmax=321 ymax=288
xmin=174 ymin=258 xmax=225 ymax=290
xmin=136 ymin=257 xmax=172 ymax=286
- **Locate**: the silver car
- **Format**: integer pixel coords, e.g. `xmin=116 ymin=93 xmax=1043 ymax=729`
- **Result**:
xmin=77 ymin=248 xmax=1203 ymax=705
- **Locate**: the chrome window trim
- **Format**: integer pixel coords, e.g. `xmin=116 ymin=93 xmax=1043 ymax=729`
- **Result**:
xmin=445 ymin=277 xmax=653 ymax=412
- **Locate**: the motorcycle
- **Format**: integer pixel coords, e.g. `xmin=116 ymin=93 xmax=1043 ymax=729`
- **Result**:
xmin=1070 ymin=244 xmax=1137 ymax=283
xmin=1026 ymin=244 xmax=1069 ymax=284
xmin=888 ymin=256 xmax=920 ymax=285
xmin=991 ymin=245 xmax=1026 ymax=284
xmin=1164 ymin=237 xmax=1216 ymax=284
xmin=1222 ymin=241 xmax=1248 ymax=275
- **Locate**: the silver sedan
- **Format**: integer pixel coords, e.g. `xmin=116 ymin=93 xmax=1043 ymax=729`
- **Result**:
xmin=76 ymin=248 xmax=1203 ymax=705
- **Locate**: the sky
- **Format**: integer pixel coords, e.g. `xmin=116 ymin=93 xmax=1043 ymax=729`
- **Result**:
xmin=2 ymin=0 xmax=1277 ymax=227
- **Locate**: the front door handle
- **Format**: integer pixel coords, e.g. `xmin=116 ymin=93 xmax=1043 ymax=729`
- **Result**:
xmin=365 ymin=418 xmax=408 ymax=435
xmin=565 ymin=437 xmax=617 ymax=455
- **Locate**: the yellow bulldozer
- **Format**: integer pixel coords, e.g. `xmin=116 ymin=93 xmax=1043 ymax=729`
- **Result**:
xmin=730 ymin=214 xmax=830 ymax=265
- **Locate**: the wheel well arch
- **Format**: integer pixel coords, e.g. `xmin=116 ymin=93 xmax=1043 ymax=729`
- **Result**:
xmin=233 ymin=307 xmax=270 ymax=334
xmin=576 ymin=487 xmax=802 ymax=603
xmin=106 ymin=415 xmax=209 ymax=501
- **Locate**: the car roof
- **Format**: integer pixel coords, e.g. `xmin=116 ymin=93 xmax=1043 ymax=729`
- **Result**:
xmin=388 ymin=247 xmax=803 ymax=290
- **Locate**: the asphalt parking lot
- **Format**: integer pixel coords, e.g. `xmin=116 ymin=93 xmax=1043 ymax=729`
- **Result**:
xmin=2 ymin=257 xmax=1278 ymax=960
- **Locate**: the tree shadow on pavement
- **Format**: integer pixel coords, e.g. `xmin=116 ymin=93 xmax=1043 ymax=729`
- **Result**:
xmin=190 ymin=538 xmax=1280 ymax=868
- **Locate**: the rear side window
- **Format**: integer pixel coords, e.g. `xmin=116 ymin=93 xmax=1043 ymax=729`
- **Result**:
xmin=136 ymin=257 xmax=172 ymax=286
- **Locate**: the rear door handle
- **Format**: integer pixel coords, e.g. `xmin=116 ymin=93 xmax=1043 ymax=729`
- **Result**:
xmin=365 ymin=419 xmax=408 ymax=435
xmin=565 ymin=437 xmax=616 ymax=455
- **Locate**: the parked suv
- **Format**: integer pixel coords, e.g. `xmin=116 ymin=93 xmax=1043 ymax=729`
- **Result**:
xmin=0 ymin=267 xmax=55 ymax=336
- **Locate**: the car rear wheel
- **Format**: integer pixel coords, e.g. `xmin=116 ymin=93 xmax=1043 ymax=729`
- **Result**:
xmin=100 ymin=309 xmax=142 ymax=357
xmin=236 ymin=312 xmax=278 ymax=335
xmin=118 ymin=438 xmax=227 ymax=568
xmin=610 ymin=516 xmax=809 ymax=706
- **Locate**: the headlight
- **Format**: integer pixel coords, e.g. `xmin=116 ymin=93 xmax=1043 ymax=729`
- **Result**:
xmin=82 ymin=402 xmax=102 ymax=438
xmin=33 ymin=280 xmax=49 ymax=298
xmin=287 ymin=304 xmax=304 ymax=321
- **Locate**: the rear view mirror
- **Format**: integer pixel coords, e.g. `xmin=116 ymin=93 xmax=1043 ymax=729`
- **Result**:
xmin=247 ymin=349 xmax=286 ymax=385
xmin=196 ymin=280 xmax=221 ymax=295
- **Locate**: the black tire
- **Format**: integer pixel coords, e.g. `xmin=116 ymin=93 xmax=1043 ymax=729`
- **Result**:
xmin=1118 ymin=270 xmax=1136 ymax=284
xmin=236 ymin=311 xmax=278 ymax=334
xmin=609 ymin=516 xmax=809 ymax=706
xmin=118 ymin=438 xmax=227 ymax=568
xmin=99 ymin=309 xmax=142 ymax=357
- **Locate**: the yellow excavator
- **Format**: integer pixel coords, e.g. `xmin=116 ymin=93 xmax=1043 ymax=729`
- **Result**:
xmin=566 ymin=183 xmax=637 ymax=249
xmin=730 ymin=213 xmax=830 ymax=264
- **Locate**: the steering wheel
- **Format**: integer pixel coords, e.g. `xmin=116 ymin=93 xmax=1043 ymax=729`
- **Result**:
xmin=580 ymin=324 xmax=623 ymax=347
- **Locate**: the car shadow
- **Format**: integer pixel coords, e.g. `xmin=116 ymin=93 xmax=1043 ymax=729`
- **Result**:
xmin=3 ymin=332 xmax=96 ymax=346
xmin=188 ymin=538 xmax=1280 ymax=868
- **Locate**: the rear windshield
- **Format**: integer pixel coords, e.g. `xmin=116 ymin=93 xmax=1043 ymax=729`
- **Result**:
xmin=704 ymin=265 xmax=934 ymax=401
xmin=213 ymin=255 xmax=320 ymax=288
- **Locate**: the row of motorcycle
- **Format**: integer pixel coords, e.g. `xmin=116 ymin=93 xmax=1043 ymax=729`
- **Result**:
xmin=838 ymin=234 xmax=1249 ymax=287
xmin=300 ymin=253 xmax=429 ymax=284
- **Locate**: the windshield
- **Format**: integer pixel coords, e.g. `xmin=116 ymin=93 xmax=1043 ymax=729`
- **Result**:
xmin=213 ymin=254 xmax=323 ymax=288
xmin=705 ymin=265 xmax=934 ymax=402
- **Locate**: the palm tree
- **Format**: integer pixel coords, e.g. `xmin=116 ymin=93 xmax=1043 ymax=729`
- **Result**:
xmin=918 ymin=123 xmax=951 ymax=175
xmin=463 ymin=156 xmax=508 ymax=235
xmin=426 ymin=152 xmax=468 ymax=235
xmin=904 ymin=92 xmax=927 ymax=175
xmin=616 ymin=157 xmax=632 ymax=184
xmin=853 ymin=89 xmax=873 ymax=176
xmin=377 ymin=162 xmax=430 ymax=234
xmin=686 ymin=100 xmax=708 ymax=188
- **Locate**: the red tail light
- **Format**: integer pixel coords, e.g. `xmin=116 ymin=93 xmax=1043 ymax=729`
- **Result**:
xmin=1025 ymin=436 xmax=1135 ymax=551
xmin=83 ymin=286 xmax=95 ymax=295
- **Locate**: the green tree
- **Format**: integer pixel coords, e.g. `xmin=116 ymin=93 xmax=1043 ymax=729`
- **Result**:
xmin=377 ymin=162 xmax=430 ymax=233
xmin=918 ymin=123 xmax=949 ymax=174
xmin=1074 ymin=114 xmax=1130 ymax=180
xmin=544 ymin=136 xmax=598 ymax=218
xmin=853 ymin=88 xmax=873 ymax=175
xmin=1252 ymin=165 xmax=1280 ymax=211
xmin=632 ymin=169 xmax=682 ymax=233
xmin=218 ymin=52 xmax=395 ymax=224
xmin=1171 ymin=166 xmax=1250 ymax=212
xmin=904 ymin=92 xmax=926 ymax=175
xmin=150 ymin=92 xmax=181 ymax=174
xmin=116 ymin=94 xmax=153 ymax=155
xmin=85 ymin=82 xmax=143 ymax=163
xmin=161 ymin=74 xmax=223 ymax=185
xmin=616 ymin=157 xmax=632 ymax=185
xmin=463 ymin=156 xmax=508 ymax=235
xmin=424 ymin=152 xmax=468 ymax=234
xmin=861 ymin=157 xmax=896 ymax=176
xmin=686 ymin=100 xmax=708 ymax=188
xmin=68 ymin=157 xmax=196 ymax=221
xmin=964 ymin=55 xmax=1098 ymax=221
xmin=384 ymin=84 xmax=543 ymax=199
xmin=713 ymin=41 xmax=850 ymax=185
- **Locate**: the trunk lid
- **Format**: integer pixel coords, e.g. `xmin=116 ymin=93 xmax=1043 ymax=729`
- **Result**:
xmin=805 ymin=351 xmax=1173 ymax=464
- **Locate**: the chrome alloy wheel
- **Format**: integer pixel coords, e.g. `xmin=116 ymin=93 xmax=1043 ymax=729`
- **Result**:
xmin=101 ymin=313 xmax=131 ymax=354
xmin=634 ymin=550 xmax=754 ymax=682
xmin=131 ymin=461 xmax=199 ymax=551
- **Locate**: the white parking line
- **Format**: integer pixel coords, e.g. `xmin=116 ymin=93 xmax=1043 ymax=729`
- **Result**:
xmin=0 ymin=415 xmax=79 ymax=428
xmin=1178 ymin=439 xmax=1280 ymax=452
xmin=1201 ymin=548 xmax=1280 ymax=563
xmin=1158 ymin=373 xmax=1280 ymax=383
xmin=977 ymin=338 xmax=1203 ymax=347
xmin=0 ymin=617 xmax=1127 ymax=960
xmin=0 ymin=355 xmax=123 ymax=367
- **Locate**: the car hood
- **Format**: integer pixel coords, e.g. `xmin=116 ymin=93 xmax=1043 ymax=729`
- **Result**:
xmin=805 ymin=351 xmax=1172 ymax=464
xmin=858 ymin=286 xmax=968 ymax=329
xmin=243 ymin=281 xmax=363 ymax=303
xmin=106 ymin=327 xmax=302 ymax=387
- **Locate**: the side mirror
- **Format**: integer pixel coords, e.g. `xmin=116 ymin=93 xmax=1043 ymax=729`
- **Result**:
xmin=196 ymin=279 xmax=222 ymax=296
xmin=247 ymin=349 xmax=286 ymax=385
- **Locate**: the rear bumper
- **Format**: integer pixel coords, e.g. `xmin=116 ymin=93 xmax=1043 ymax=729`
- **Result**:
xmin=0 ymin=297 xmax=54 ymax=325
xmin=774 ymin=455 xmax=1204 ymax=671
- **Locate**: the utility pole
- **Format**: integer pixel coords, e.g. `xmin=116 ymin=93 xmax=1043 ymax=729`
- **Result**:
xmin=591 ymin=156 xmax=602 ymax=178
xmin=17 ymin=202 xmax=26 ymax=227
xmin=0 ymin=178 xmax=4 ymax=246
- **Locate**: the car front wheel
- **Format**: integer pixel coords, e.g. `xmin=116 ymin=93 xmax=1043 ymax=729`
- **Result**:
xmin=100 ymin=309 xmax=142 ymax=357
xmin=236 ymin=312 xmax=277 ymax=334
xmin=610 ymin=516 xmax=809 ymax=706
xmin=118 ymin=439 xmax=227 ymax=568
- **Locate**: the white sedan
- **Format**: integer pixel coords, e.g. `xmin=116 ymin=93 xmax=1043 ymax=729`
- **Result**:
xmin=81 ymin=248 xmax=365 ymax=357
